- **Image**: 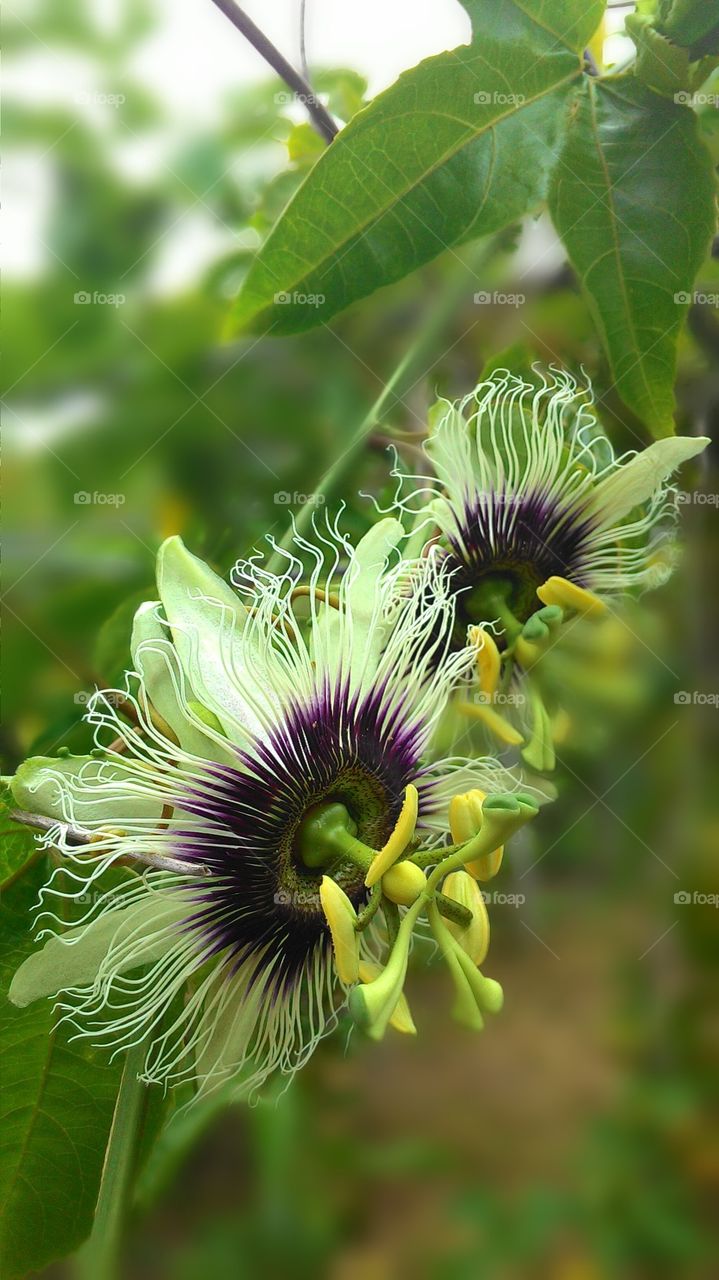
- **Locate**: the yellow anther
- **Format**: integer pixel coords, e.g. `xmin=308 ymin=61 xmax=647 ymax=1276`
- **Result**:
xmin=358 ymin=961 xmax=417 ymax=1034
xmin=319 ymin=876 xmax=360 ymax=985
xmin=449 ymin=790 xmax=504 ymax=881
xmin=442 ymin=870 xmax=490 ymax=965
xmin=457 ymin=700 xmax=524 ymax=745
xmin=381 ymin=860 xmax=427 ymax=906
xmin=467 ymin=846 xmax=504 ymax=880
xmin=536 ymin=575 xmax=606 ymax=618
xmin=551 ymin=707 xmax=572 ymax=745
xmin=449 ymin=789 xmax=485 ymax=845
xmin=469 ymin=625 xmax=501 ymax=696
xmin=365 ymin=784 xmax=419 ymax=887
xmin=514 ymin=635 xmax=541 ymax=669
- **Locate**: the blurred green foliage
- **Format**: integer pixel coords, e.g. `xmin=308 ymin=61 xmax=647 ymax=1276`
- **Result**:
xmin=2 ymin=2 xmax=718 ymax=1278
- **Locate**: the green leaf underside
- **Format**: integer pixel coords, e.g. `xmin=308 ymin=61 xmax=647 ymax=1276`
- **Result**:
xmin=462 ymin=0 xmax=605 ymax=52
xmin=549 ymin=77 xmax=717 ymax=437
xmin=659 ymin=0 xmax=719 ymax=55
xmin=230 ymin=23 xmax=582 ymax=334
xmin=0 ymin=864 xmax=123 ymax=1279
xmin=0 ymin=785 xmax=40 ymax=888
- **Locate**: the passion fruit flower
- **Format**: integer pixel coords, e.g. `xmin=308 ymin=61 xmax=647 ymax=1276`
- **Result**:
xmin=392 ymin=368 xmax=708 ymax=758
xmin=8 ymin=521 xmax=535 ymax=1098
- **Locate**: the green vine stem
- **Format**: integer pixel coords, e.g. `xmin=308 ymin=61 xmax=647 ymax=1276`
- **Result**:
xmin=75 ymin=1039 xmax=149 ymax=1280
xmin=266 ymin=238 xmax=500 ymax=573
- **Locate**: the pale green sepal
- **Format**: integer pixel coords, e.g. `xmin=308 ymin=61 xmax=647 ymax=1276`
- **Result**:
xmin=590 ymin=437 xmax=709 ymax=528
xmin=11 ymin=755 xmax=162 ymax=824
xmin=9 ymin=891 xmax=189 ymax=1007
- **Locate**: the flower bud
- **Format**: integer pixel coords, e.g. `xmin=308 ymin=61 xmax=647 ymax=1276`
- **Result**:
xmin=442 ymin=871 xmax=489 ymax=965
xmin=449 ymin=789 xmax=504 ymax=880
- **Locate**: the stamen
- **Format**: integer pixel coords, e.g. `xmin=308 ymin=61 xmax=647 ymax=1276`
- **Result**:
xmin=457 ymin=700 xmax=524 ymax=746
xmin=319 ymin=876 xmax=360 ymax=985
xmin=469 ymin=626 xmax=501 ymax=695
xmin=521 ymin=688 xmax=556 ymax=773
xmin=449 ymin=790 xmax=504 ymax=880
xmin=536 ymin=575 xmax=606 ymax=617
xmin=364 ymin=784 xmax=419 ymax=887
xmin=442 ymin=870 xmax=490 ymax=965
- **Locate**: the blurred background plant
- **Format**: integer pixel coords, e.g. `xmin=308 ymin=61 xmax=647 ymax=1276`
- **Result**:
xmin=2 ymin=2 xmax=718 ymax=1277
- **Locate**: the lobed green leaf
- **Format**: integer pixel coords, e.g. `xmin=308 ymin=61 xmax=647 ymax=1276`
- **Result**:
xmin=548 ymin=77 xmax=717 ymax=437
xmin=228 ymin=9 xmax=584 ymax=334
xmin=0 ymin=863 xmax=123 ymax=1279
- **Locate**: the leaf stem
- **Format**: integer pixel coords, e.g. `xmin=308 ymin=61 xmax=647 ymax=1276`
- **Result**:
xmin=208 ymin=0 xmax=338 ymax=143
xmin=76 ymin=1040 xmax=149 ymax=1280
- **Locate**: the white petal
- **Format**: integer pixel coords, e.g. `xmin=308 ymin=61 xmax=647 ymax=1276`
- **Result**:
xmin=345 ymin=517 xmax=404 ymax=663
xmin=193 ymin=964 xmax=265 ymax=1095
xmin=589 ymin=437 xmax=709 ymax=528
xmin=156 ymin=536 xmax=266 ymax=742
xmin=9 ymin=890 xmax=189 ymax=1006
xmin=313 ymin=517 xmax=404 ymax=691
xmin=131 ymin=601 xmax=237 ymax=765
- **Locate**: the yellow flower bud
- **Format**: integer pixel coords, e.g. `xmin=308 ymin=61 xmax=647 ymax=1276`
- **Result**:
xmin=449 ymin=790 xmax=504 ymax=881
xmin=319 ymin=876 xmax=360 ymax=985
xmin=467 ymin=846 xmax=504 ymax=881
xmin=449 ymin=789 xmax=483 ymax=843
xmin=382 ymin=860 xmax=427 ymax=906
xmin=442 ymin=871 xmax=490 ymax=965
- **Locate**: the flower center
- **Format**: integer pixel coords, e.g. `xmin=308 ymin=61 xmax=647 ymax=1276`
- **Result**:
xmin=458 ymin=568 xmax=544 ymax=635
xmin=274 ymin=766 xmax=401 ymax=917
